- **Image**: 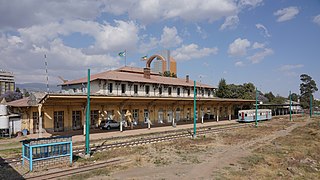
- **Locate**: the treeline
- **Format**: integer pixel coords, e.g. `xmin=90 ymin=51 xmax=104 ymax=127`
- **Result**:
xmin=216 ymin=73 xmax=319 ymax=109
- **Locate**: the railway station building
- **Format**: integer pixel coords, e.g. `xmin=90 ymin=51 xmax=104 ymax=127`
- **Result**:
xmin=6 ymin=55 xmax=254 ymax=134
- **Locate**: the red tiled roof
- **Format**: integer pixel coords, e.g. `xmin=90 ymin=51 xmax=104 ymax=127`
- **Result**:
xmin=6 ymin=97 xmax=30 ymax=107
xmin=62 ymin=66 xmax=215 ymax=89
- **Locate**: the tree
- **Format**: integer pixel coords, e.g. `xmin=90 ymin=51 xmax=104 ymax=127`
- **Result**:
xmin=288 ymin=92 xmax=299 ymax=102
xmin=23 ymin=88 xmax=30 ymax=97
xmin=299 ymin=74 xmax=318 ymax=109
xmin=264 ymin=92 xmax=275 ymax=102
xmin=1 ymin=90 xmax=23 ymax=102
xmin=273 ymin=95 xmax=286 ymax=104
xmin=216 ymin=78 xmax=229 ymax=98
xmin=162 ymin=71 xmax=177 ymax=78
xmin=163 ymin=71 xmax=171 ymax=77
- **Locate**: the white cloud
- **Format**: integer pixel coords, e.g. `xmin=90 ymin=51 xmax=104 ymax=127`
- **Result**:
xmin=102 ymin=0 xmax=243 ymax=24
xmin=0 ymin=34 xmax=120 ymax=83
xmin=196 ymin=24 xmax=208 ymax=39
xmin=274 ymin=6 xmax=299 ymax=22
xmin=252 ymin=42 xmax=265 ymax=49
xmin=235 ymin=61 xmax=245 ymax=67
xmin=313 ymin=14 xmax=320 ymax=26
xmin=238 ymin=0 xmax=263 ymax=8
xmin=220 ymin=15 xmax=239 ymax=30
xmin=17 ymin=19 xmax=140 ymax=53
xmin=139 ymin=36 xmax=159 ymax=54
xmin=255 ymin=24 xmax=271 ymax=37
xmin=160 ymin=26 xmax=182 ymax=48
xmin=279 ymin=64 xmax=304 ymax=71
xmin=0 ymin=0 xmax=102 ymax=29
xmin=92 ymin=20 xmax=139 ymax=52
xmin=248 ymin=48 xmax=273 ymax=63
xmin=228 ymin=38 xmax=251 ymax=57
xmin=279 ymin=64 xmax=304 ymax=77
xmin=172 ymin=43 xmax=218 ymax=61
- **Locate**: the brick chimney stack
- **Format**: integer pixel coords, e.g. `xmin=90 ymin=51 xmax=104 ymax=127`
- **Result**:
xmin=144 ymin=68 xmax=151 ymax=79
xmin=186 ymin=75 xmax=189 ymax=83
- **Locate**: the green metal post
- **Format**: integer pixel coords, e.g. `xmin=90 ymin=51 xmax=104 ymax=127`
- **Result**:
xmin=255 ymin=87 xmax=258 ymax=127
xmin=193 ymin=80 xmax=196 ymax=138
xmin=310 ymin=94 xmax=312 ymax=118
xmin=289 ymin=91 xmax=292 ymax=121
xmin=86 ymin=69 xmax=91 ymax=155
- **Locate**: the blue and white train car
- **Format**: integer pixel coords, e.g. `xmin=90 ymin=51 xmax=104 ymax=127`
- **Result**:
xmin=237 ymin=109 xmax=272 ymax=122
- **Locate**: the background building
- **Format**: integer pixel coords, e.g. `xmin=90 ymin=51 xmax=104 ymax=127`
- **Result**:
xmin=152 ymin=49 xmax=177 ymax=75
xmin=0 ymin=70 xmax=15 ymax=96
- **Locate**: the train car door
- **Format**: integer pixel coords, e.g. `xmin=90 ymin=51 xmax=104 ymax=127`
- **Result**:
xmin=241 ymin=112 xmax=244 ymax=120
xmin=266 ymin=111 xmax=268 ymax=119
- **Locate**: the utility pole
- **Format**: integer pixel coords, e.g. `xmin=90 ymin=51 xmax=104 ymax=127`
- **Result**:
xmin=310 ymin=94 xmax=313 ymax=118
xmin=85 ymin=69 xmax=91 ymax=156
xmin=290 ymin=91 xmax=292 ymax=121
xmin=255 ymin=87 xmax=258 ymax=127
xmin=193 ymin=80 xmax=197 ymax=138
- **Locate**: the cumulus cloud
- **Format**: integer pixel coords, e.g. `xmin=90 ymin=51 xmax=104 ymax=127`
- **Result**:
xmin=139 ymin=36 xmax=158 ymax=54
xmin=252 ymin=42 xmax=265 ymax=49
xmin=172 ymin=43 xmax=218 ymax=61
xmin=238 ymin=0 xmax=263 ymax=8
xmin=160 ymin=26 xmax=183 ymax=48
xmin=228 ymin=38 xmax=251 ymax=57
xmin=220 ymin=15 xmax=239 ymax=30
xmin=0 ymin=0 xmax=102 ymax=29
xmin=274 ymin=6 xmax=299 ymax=22
xmin=313 ymin=14 xmax=320 ymax=26
xmin=235 ymin=61 xmax=245 ymax=67
xmin=103 ymin=0 xmax=241 ymax=24
xmin=0 ymin=19 xmax=140 ymax=83
xmin=0 ymin=34 xmax=120 ymax=83
xmin=255 ymin=24 xmax=271 ymax=37
xmin=17 ymin=20 xmax=140 ymax=53
xmin=248 ymin=48 xmax=273 ymax=63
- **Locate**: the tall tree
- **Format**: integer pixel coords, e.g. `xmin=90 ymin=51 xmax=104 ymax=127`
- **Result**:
xmin=288 ymin=92 xmax=299 ymax=102
xmin=216 ymin=78 xmax=229 ymax=98
xmin=299 ymin=74 xmax=318 ymax=109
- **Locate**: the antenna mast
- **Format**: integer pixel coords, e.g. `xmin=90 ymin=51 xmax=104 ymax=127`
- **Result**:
xmin=44 ymin=54 xmax=49 ymax=93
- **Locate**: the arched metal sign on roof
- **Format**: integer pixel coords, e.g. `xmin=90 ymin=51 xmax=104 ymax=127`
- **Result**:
xmin=146 ymin=54 xmax=166 ymax=68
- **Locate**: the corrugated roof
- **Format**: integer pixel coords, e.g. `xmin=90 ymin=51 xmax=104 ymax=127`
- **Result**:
xmin=62 ymin=66 xmax=215 ymax=89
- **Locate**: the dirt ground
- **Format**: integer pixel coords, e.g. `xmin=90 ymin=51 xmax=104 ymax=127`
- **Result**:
xmin=1 ymin=115 xmax=320 ymax=180
xmin=64 ymin=116 xmax=320 ymax=180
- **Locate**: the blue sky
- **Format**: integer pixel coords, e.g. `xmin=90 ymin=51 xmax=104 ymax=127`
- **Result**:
xmin=0 ymin=0 xmax=319 ymax=98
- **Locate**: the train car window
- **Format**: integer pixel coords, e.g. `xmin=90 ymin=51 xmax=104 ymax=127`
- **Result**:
xmin=260 ymin=113 xmax=262 ymax=116
xmin=245 ymin=114 xmax=247 ymax=117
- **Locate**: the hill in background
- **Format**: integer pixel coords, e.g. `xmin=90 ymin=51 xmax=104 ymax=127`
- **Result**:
xmin=16 ymin=83 xmax=60 ymax=93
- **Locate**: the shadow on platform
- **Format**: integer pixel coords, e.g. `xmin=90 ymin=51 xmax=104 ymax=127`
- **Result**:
xmin=0 ymin=156 xmax=24 ymax=180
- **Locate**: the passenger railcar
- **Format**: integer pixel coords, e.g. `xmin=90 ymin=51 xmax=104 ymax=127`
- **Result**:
xmin=237 ymin=109 xmax=272 ymax=122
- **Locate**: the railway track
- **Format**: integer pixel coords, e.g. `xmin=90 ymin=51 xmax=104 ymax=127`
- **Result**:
xmin=24 ymin=158 xmax=131 ymax=180
xmin=1 ymin=123 xmax=248 ymax=166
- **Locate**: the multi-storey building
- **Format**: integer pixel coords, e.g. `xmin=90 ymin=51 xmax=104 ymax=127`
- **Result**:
xmin=152 ymin=50 xmax=177 ymax=75
xmin=0 ymin=70 xmax=15 ymax=96
xmin=7 ymin=65 xmax=254 ymax=134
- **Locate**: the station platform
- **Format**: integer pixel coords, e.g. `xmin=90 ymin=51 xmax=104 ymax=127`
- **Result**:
xmin=0 ymin=120 xmax=237 ymax=148
xmin=71 ymin=120 xmax=237 ymax=144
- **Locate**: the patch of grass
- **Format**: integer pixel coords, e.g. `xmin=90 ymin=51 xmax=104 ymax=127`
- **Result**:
xmin=0 ymin=147 xmax=21 ymax=158
xmin=222 ymin=119 xmax=320 ymax=179
xmin=66 ymin=167 xmax=110 ymax=180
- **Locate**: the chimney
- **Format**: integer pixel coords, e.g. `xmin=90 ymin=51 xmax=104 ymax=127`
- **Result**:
xmin=144 ymin=68 xmax=151 ymax=79
xmin=186 ymin=75 xmax=189 ymax=83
